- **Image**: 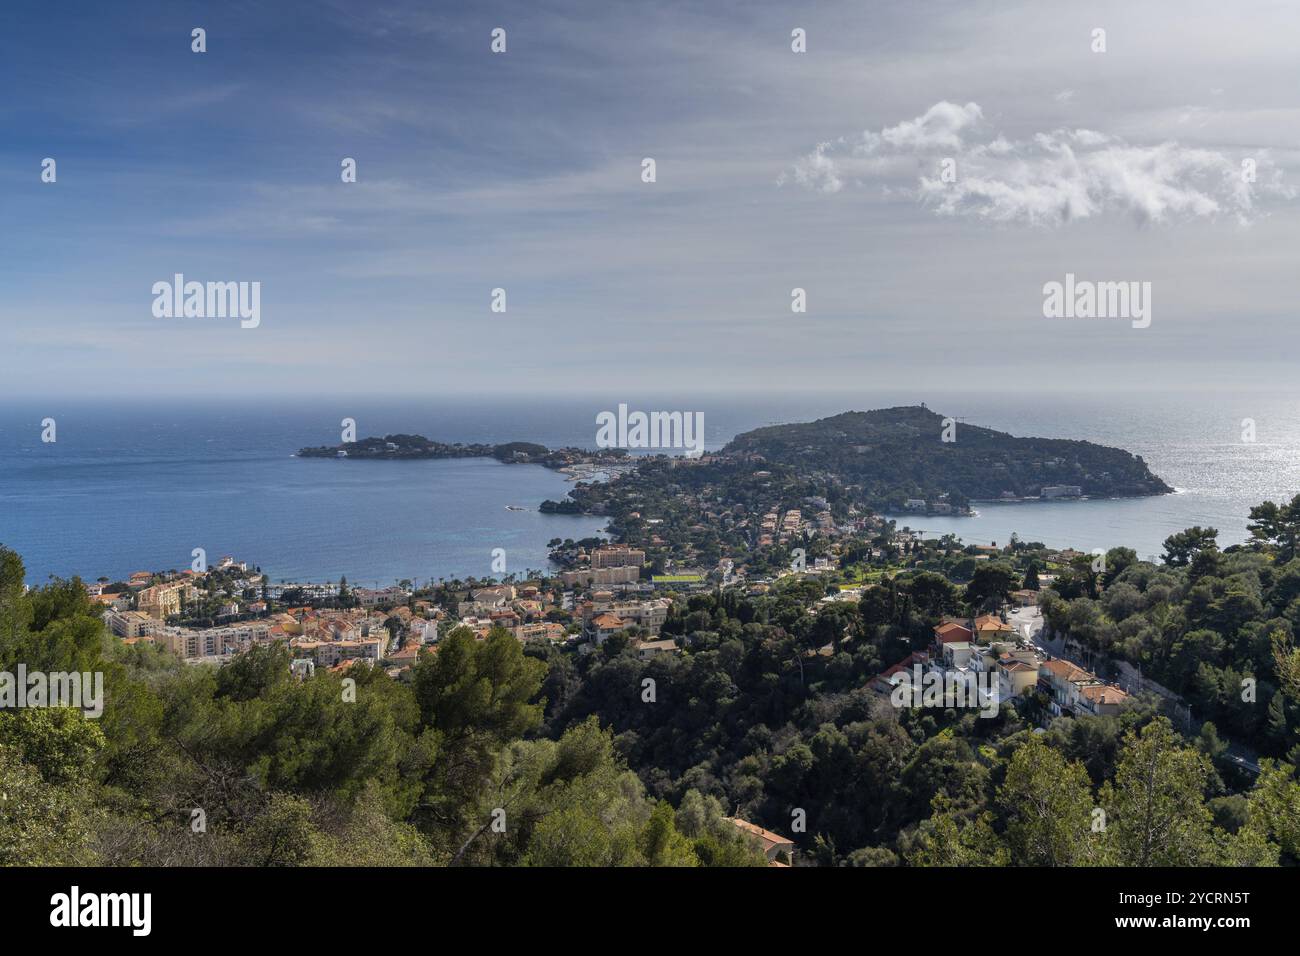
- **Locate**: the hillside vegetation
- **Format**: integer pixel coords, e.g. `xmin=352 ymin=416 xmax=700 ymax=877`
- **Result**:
xmin=723 ymin=406 xmax=1171 ymax=509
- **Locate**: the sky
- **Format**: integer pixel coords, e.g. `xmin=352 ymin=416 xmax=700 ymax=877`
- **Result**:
xmin=2 ymin=0 xmax=1298 ymax=398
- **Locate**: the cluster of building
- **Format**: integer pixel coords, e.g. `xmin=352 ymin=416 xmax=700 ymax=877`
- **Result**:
xmin=96 ymin=557 xmax=275 ymax=661
xmin=754 ymin=506 xmax=839 ymax=547
xmin=871 ymin=611 xmax=1129 ymax=719
xmin=263 ymin=581 xmax=338 ymax=601
xmin=559 ymin=544 xmax=645 ymax=588
xmin=134 ymin=579 xmax=193 ymax=618
xmin=1037 ymin=658 xmax=1130 ymax=718
xmin=91 ymin=557 xmax=265 ymax=619
xmin=702 ymin=491 xmax=870 ymax=549
xmin=107 ymin=611 xmax=273 ymax=660
xmin=580 ymin=593 xmax=675 ymax=656
xmin=96 ymin=542 xmax=697 ymax=669
xmin=1040 ymin=484 xmax=1083 ymax=499
xmin=446 ymin=571 xmax=680 ymax=659
xmin=454 ymin=583 xmax=564 ymax=643
xmin=902 ymin=496 xmax=960 ymax=515
xmin=106 ymin=603 xmax=394 ymax=667
xmin=280 ymin=606 xmax=401 ymax=668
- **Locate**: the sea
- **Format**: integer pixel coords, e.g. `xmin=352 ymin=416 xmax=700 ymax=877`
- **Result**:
xmin=2 ymin=389 xmax=1298 ymax=586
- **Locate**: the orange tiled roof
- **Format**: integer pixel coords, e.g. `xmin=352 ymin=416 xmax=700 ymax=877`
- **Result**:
xmin=878 ymin=651 xmax=928 ymax=679
xmin=729 ymin=818 xmax=794 ymax=850
xmin=1040 ymin=659 xmax=1091 ymax=682
xmin=1080 ymin=684 xmax=1128 ymax=704
xmin=934 ymin=622 xmax=973 ymax=641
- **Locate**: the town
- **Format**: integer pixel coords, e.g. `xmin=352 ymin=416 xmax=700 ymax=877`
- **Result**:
xmin=86 ymin=535 xmax=1165 ymax=732
xmin=84 ymin=523 xmax=1160 ymax=869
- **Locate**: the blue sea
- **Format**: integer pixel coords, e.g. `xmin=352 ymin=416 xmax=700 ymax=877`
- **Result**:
xmin=1 ymin=390 xmax=1298 ymax=585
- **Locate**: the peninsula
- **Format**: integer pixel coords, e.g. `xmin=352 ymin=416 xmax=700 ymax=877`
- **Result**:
xmin=296 ymin=433 xmax=628 ymax=469
xmin=298 ymin=407 xmax=1170 ymax=571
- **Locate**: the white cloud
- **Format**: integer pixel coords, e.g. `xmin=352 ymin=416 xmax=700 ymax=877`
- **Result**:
xmin=791 ymin=101 xmax=1297 ymax=225
xmin=788 ymin=141 xmax=845 ymax=193
xmin=877 ymin=100 xmax=983 ymax=151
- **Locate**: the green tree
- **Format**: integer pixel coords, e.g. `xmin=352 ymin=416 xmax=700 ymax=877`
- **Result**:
xmin=1101 ymin=547 xmax=1137 ymax=588
xmin=1161 ymin=526 xmax=1219 ymax=568
xmin=1247 ymin=495 xmax=1300 ymax=561
xmin=1195 ymin=721 xmax=1228 ymax=763
xmin=414 ymin=627 xmax=546 ymax=744
xmin=308 ymin=781 xmax=433 ymax=866
xmin=640 ymin=800 xmax=698 ymax=866
xmin=964 ymin=563 xmax=1018 ymax=612
xmin=906 ymin=572 xmax=957 ymax=617
xmin=1098 ymin=718 xmax=1218 ymax=866
xmin=455 ymin=718 xmax=655 ymax=866
xmin=237 ymin=792 xmax=318 ymax=866
xmin=1265 ymin=692 xmax=1290 ymax=750
xmin=907 ymin=802 xmax=1008 ymax=866
xmin=0 ymin=708 xmax=105 ymax=788
xmin=1246 ymin=760 xmax=1300 ymax=860
xmin=0 ymin=746 xmax=100 ymax=865
xmin=998 ymin=735 xmax=1098 ymax=866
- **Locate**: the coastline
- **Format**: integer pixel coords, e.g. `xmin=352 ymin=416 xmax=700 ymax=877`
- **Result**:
xmin=890 ymin=491 xmax=1237 ymax=559
xmin=888 ymin=486 xmax=1180 ymax=521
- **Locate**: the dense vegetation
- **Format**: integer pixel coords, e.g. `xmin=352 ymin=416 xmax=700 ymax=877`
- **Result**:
xmin=538 ymin=557 xmax=1300 ymax=866
xmin=723 ymin=406 xmax=1171 ymax=508
xmin=4 ymin=497 xmax=1300 ymax=867
xmin=1038 ymin=500 xmax=1300 ymax=765
xmin=0 ymin=546 xmax=762 ymax=867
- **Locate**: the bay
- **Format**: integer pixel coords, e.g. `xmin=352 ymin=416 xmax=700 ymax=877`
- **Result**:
xmin=1 ymin=388 xmax=1297 ymax=585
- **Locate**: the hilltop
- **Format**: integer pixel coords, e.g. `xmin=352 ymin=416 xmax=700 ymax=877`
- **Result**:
xmin=721 ymin=405 xmax=1171 ymax=511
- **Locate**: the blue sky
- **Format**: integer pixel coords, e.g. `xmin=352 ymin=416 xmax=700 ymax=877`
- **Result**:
xmin=2 ymin=0 xmax=1298 ymax=397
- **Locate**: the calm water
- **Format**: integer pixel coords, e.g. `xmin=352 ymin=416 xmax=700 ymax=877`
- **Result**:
xmin=0 ymin=400 xmax=613 ymax=586
xmin=1 ymin=390 xmax=1297 ymax=584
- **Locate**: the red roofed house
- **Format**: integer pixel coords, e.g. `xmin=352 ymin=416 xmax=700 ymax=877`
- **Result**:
xmin=870 ymin=650 xmax=930 ymax=696
xmin=973 ymin=614 xmax=1014 ymax=643
xmin=933 ymin=620 xmax=973 ymax=653
xmin=1078 ymin=682 xmax=1129 ymax=716
xmin=1038 ymin=658 xmax=1129 ymax=717
xmin=586 ymin=613 xmax=627 ymax=646
xmin=728 ymin=818 xmax=795 ymax=866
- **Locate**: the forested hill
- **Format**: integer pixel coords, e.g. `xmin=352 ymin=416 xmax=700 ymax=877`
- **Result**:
xmin=722 ymin=406 xmax=1172 ymax=508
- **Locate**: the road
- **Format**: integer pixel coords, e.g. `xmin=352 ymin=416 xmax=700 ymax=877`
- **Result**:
xmin=1008 ymin=605 xmax=1044 ymax=647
